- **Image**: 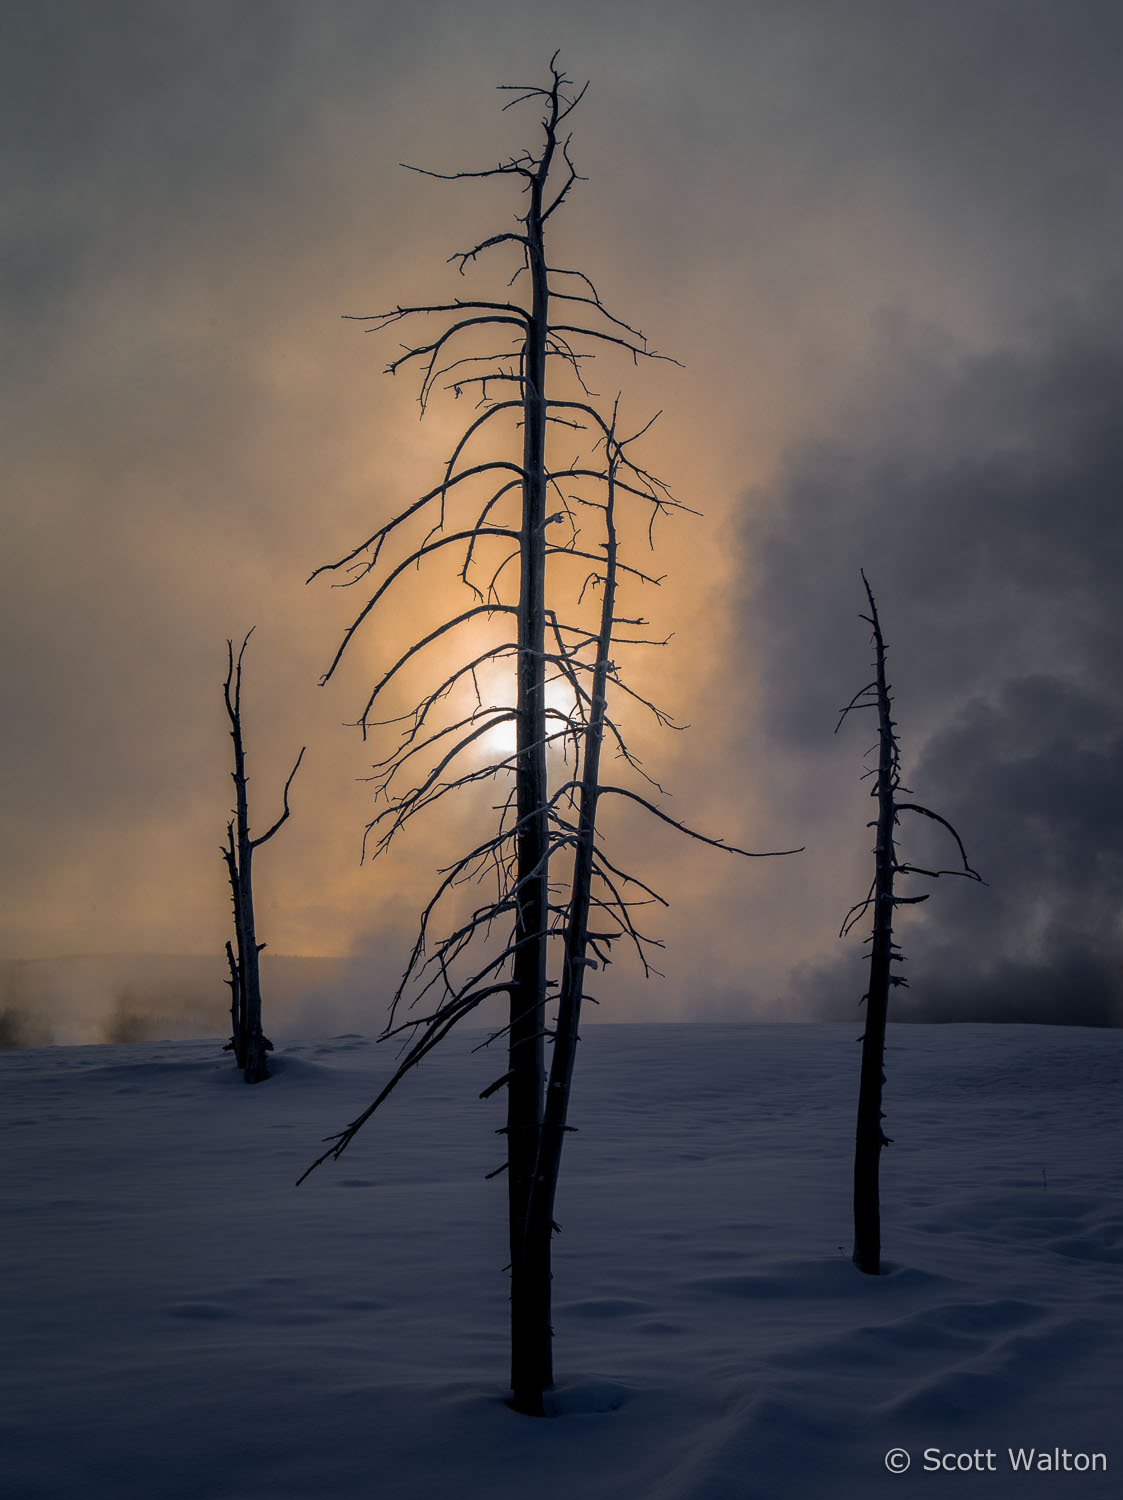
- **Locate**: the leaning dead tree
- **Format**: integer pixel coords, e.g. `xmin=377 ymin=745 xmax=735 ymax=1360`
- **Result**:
xmin=222 ymin=630 xmax=305 ymax=1084
xmin=836 ymin=572 xmax=981 ymax=1274
xmin=300 ymin=57 xmax=797 ymax=1415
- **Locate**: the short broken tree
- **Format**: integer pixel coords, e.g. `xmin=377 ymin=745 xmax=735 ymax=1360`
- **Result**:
xmin=837 ymin=572 xmax=982 ymax=1274
xmin=300 ymin=57 xmax=796 ymax=1414
xmin=222 ymin=630 xmax=305 ymax=1084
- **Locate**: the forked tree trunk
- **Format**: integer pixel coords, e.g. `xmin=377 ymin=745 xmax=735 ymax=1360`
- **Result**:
xmin=294 ymin=59 xmax=801 ymax=1416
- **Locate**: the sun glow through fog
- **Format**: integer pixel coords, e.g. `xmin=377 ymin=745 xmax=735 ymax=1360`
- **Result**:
xmin=474 ymin=675 xmax=582 ymax=766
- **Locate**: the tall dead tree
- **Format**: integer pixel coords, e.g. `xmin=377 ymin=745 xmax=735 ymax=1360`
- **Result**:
xmin=299 ymin=57 xmax=797 ymax=1415
xmin=222 ymin=630 xmax=305 ymax=1084
xmin=837 ymin=572 xmax=981 ymax=1274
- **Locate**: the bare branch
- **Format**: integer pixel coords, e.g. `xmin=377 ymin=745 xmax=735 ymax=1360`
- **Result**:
xmin=895 ymin=802 xmax=986 ymax=883
xmin=597 ymin=785 xmax=804 ymax=858
xmin=308 ymin=459 xmax=526 ymax=597
xmin=354 ymin=605 xmax=518 ymax=734
xmin=834 ymin=682 xmax=878 ymax=734
xmin=344 ymin=298 xmax=531 ymax=327
xmin=251 ymin=745 xmax=306 ymax=849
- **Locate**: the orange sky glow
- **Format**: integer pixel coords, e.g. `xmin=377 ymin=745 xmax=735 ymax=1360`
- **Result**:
xmin=5 ymin=1 xmax=1122 ymax=1033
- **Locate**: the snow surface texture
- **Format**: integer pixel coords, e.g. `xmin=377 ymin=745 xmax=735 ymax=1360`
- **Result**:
xmin=3 ymin=1023 xmax=1121 ymax=1499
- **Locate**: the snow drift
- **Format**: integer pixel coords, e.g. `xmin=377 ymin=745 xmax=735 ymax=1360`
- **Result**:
xmin=2 ymin=1022 xmax=1120 ymax=1498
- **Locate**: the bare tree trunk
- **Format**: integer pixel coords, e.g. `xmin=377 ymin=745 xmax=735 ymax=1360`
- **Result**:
xmin=852 ymin=579 xmax=894 ymax=1274
xmin=840 ymin=572 xmax=982 ymax=1274
xmin=507 ymin=111 xmax=554 ymax=1420
xmin=224 ymin=937 xmax=243 ymax=1067
xmin=235 ymin=838 xmax=270 ymax=1087
xmin=222 ymin=632 xmax=304 ymax=1085
xmin=526 ymin=445 xmax=620 ymax=1301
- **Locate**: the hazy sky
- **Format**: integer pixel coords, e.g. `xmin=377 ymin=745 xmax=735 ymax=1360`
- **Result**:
xmin=4 ymin=1 xmax=1122 ymax=1026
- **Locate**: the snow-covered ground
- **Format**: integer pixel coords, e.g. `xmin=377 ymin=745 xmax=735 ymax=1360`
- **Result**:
xmin=3 ymin=1022 xmax=1121 ymax=1499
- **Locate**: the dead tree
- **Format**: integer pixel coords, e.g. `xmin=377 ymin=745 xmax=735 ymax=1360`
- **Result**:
xmin=837 ymin=572 xmax=981 ymax=1274
xmin=299 ymin=56 xmax=798 ymax=1415
xmin=222 ymin=630 xmax=305 ymax=1084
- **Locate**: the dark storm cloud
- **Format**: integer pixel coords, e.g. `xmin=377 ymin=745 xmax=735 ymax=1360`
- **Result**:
xmin=900 ymin=676 xmax=1123 ymax=1025
xmin=745 ymin=299 xmax=1123 ymax=1024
